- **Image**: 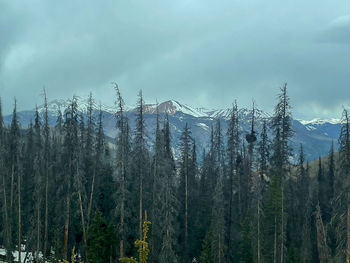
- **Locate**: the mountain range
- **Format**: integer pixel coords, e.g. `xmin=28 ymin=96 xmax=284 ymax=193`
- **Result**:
xmin=3 ymin=98 xmax=342 ymax=162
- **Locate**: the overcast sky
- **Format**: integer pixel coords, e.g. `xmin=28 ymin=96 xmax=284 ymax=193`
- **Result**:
xmin=1 ymin=0 xmax=350 ymax=119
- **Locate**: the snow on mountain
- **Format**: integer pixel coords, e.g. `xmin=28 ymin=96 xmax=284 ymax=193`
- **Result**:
xmin=298 ymin=118 xmax=342 ymax=125
xmin=132 ymin=100 xmax=208 ymax=117
xmin=36 ymin=97 xmax=117 ymax=115
xmin=3 ymin=97 xmax=344 ymax=161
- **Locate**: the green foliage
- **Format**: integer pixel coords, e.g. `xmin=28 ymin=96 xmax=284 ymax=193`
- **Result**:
xmin=87 ymin=212 xmax=117 ymax=263
xmin=200 ymin=231 xmax=212 ymax=263
xmin=239 ymin=217 xmax=253 ymax=263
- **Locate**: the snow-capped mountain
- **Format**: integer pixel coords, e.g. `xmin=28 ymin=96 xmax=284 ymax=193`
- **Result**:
xmin=3 ymin=97 xmax=342 ymax=161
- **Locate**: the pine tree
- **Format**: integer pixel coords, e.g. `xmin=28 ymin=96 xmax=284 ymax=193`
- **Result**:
xmin=263 ymin=174 xmax=283 ymax=263
xmin=297 ymin=145 xmax=312 ymax=262
xmin=8 ymin=99 xmax=21 ymax=263
xmin=43 ymin=89 xmax=51 ymax=259
xmin=85 ymin=93 xmax=97 ymax=235
xmin=114 ymin=85 xmax=132 ymax=258
xmin=333 ymin=108 xmax=350 ymax=261
xmin=269 ymin=84 xmax=293 ymax=263
xmin=239 ymin=216 xmax=253 ymax=263
xmin=0 ymin=98 xmax=11 ymax=260
xmin=87 ymin=211 xmax=117 ymax=263
xmin=210 ymin=174 xmax=225 ymax=263
xmin=158 ymin=116 xmax=178 ymax=263
xmin=62 ymin=97 xmax=80 ymax=260
xmin=200 ymin=231 xmax=213 ymax=263
xmin=225 ymin=101 xmax=240 ymax=262
xmin=178 ymin=123 xmax=197 ymax=262
xmin=131 ymin=90 xmax=150 ymax=246
xmin=33 ymin=107 xmax=44 ymax=262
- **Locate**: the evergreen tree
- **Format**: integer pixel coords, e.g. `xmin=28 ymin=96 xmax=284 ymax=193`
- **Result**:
xmin=263 ymin=174 xmax=283 ymax=263
xmin=42 ymin=89 xmax=51 ymax=259
xmin=159 ymin=115 xmax=178 ymax=263
xmin=177 ymin=123 xmax=194 ymax=262
xmin=332 ymin=108 xmax=350 ymax=261
xmin=210 ymin=175 xmax=225 ymax=263
xmin=131 ymin=90 xmax=150 ymax=244
xmin=225 ymin=101 xmax=240 ymax=262
xmin=0 ymin=98 xmax=11 ymax=261
xmin=62 ymin=97 xmax=80 ymax=260
xmin=200 ymin=231 xmax=213 ymax=263
xmin=87 ymin=211 xmax=117 ymax=263
xmin=269 ymin=84 xmax=293 ymax=263
xmin=114 ymin=85 xmax=132 ymax=258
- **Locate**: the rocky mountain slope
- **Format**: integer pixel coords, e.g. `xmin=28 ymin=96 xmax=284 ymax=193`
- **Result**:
xmin=3 ymin=98 xmax=342 ymax=162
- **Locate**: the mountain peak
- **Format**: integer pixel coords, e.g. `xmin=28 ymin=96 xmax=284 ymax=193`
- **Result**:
xmin=135 ymin=100 xmax=208 ymax=117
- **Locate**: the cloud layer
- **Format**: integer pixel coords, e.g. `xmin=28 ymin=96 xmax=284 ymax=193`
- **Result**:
xmin=0 ymin=0 xmax=350 ymax=118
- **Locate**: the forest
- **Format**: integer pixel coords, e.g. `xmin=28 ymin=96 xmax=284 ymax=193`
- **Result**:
xmin=0 ymin=84 xmax=350 ymax=263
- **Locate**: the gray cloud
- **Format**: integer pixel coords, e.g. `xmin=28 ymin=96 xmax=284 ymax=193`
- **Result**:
xmin=0 ymin=0 xmax=350 ymax=119
xmin=317 ymin=15 xmax=350 ymax=44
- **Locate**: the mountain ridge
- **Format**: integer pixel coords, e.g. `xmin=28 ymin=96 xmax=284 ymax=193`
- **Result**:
xmin=3 ymin=97 xmax=342 ymax=162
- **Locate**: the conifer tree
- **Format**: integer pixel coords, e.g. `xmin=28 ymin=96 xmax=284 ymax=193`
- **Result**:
xmin=0 ymin=98 xmax=11 ymax=260
xmin=159 ymin=115 xmax=178 ymax=263
xmin=269 ymin=84 xmax=293 ymax=263
xmin=210 ymin=174 xmax=225 ymax=263
xmin=200 ymin=231 xmax=212 ymax=263
xmin=333 ymin=108 xmax=350 ymax=261
xmin=43 ymin=89 xmax=51 ymax=259
xmin=114 ymin=86 xmax=132 ymax=258
xmin=85 ymin=93 xmax=97 ymax=234
xmin=178 ymin=123 xmax=193 ymax=262
xmin=8 ymin=99 xmax=21 ymax=263
xmin=87 ymin=211 xmax=117 ymax=263
xmin=131 ymin=90 xmax=150 ymax=243
xmin=225 ymin=101 xmax=240 ymax=262
xmin=62 ymin=97 xmax=80 ymax=260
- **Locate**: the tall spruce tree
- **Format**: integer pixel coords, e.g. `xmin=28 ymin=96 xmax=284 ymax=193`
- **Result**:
xmin=158 ymin=115 xmax=178 ymax=263
xmin=225 ymin=101 xmax=240 ymax=262
xmin=43 ymin=89 xmax=51 ymax=259
xmin=62 ymin=97 xmax=80 ymax=260
xmin=177 ymin=123 xmax=194 ymax=262
xmin=114 ymin=85 xmax=131 ymax=258
xmin=131 ymin=90 xmax=150 ymax=242
xmin=333 ymin=108 xmax=350 ymax=261
xmin=268 ymin=84 xmax=293 ymax=263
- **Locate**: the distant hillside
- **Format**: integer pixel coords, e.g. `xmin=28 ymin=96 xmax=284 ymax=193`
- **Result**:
xmin=3 ymin=98 xmax=342 ymax=161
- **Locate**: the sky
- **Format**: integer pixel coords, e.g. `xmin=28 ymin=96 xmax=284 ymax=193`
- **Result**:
xmin=0 ymin=0 xmax=350 ymax=119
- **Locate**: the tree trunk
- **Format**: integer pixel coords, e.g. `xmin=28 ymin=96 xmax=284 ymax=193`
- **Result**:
xmin=10 ymin=164 xmax=14 ymax=209
xmin=78 ymin=190 xmax=88 ymax=263
xmin=2 ymin=169 xmax=10 ymax=253
xmin=87 ymin=168 xmax=96 ymax=233
xmin=139 ymin=176 xmax=143 ymax=240
xmin=120 ymin=197 xmax=124 ymax=258
xmin=347 ymin=203 xmax=350 ymax=263
xmin=316 ymin=203 xmax=329 ymax=263
xmin=274 ymin=216 xmax=277 ymax=263
xmin=185 ymin=166 xmax=188 ymax=252
xmin=17 ymin=166 xmax=21 ymax=263
xmin=258 ymin=199 xmax=261 ymax=263
xmin=280 ymin=187 xmax=284 ymax=263
xmin=44 ymin=166 xmax=49 ymax=259
xmin=218 ymin=234 xmax=222 ymax=263
xmin=63 ymin=186 xmax=71 ymax=260
xmin=36 ymin=196 xmax=41 ymax=262
xmin=238 ymin=166 xmax=241 ymax=216
xmin=227 ymin=167 xmax=234 ymax=262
